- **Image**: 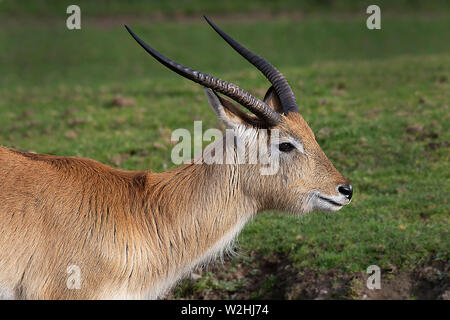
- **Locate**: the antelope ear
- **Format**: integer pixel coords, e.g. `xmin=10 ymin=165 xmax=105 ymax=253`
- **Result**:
xmin=204 ymin=88 xmax=266 ymax=128
xmin=263 ymin=86 xmax=284 ymax=114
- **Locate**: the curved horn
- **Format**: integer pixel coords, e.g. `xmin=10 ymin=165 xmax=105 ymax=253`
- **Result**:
xmin=125 ymin=25 xmax=281 ymax=126
xmin=204 ymin=16 xmax=299 ymax=114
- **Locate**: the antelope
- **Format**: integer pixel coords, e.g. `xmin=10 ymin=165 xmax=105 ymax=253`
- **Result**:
xmin=0 ymin=17 xmax=352 ymax=300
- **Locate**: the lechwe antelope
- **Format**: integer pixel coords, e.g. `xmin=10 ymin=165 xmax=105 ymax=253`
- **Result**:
xmin=0 ymin=17 xmax=352 ymax=300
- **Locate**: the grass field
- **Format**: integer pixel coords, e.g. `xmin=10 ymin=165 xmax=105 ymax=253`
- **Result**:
xmin=0 ymin=2 xmax=449 ymax=299
xmin=2 ymin=0 xmax=449 ymax=16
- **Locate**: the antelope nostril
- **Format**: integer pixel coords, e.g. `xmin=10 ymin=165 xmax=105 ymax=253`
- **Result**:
xmin=338 ymin=184 xmax=353 ymax=200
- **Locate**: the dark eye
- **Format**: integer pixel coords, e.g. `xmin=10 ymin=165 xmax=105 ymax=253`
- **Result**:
xmin=278 ymin=142 xmax=295 ymax=152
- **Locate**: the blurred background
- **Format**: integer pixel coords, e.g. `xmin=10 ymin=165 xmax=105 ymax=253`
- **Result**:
xmin=0 ymin=0 xmax=448 ymax=299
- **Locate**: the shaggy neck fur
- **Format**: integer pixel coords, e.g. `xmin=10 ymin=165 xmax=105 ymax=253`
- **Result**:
xmin=124 ymin=162 xmax=258 ymax=299
xmin=104 ymin=132 xmax=263 ymax=299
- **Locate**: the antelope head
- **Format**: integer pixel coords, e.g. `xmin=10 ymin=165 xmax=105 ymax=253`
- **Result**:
xmin=125 ymin=17 xmax=352 ymax=215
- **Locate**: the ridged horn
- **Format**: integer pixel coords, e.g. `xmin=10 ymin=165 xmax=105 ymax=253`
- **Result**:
xmin=125 ymin=25 xmax=281 ymax=126
xmin=204 ymin=16 xmax=299 ymax=114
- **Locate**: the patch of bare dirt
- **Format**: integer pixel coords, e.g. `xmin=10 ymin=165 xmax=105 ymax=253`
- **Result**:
xmin=107 ymin=94 xmax=136 ymax=108
xmin=169 ymin=253 xmax=449 ymax=300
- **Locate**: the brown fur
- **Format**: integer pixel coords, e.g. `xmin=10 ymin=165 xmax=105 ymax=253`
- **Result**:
xmin=0 ymin=147 xmax=258 ymax=299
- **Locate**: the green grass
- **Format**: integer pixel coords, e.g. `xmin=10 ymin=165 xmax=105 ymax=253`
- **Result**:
xmin=2 ymin=0 xmax=449 ymax=17
xmin=0 ymin=7 xmax=449 ymax=297
xmin=242 ymin=55 xmax=450 ymax=272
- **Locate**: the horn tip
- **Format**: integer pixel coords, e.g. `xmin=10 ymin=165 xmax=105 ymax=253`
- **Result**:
xmin=124 ymin=25 xmax=133 ymax=34
xmin=203 ymin=15 xmax=214 ymax=26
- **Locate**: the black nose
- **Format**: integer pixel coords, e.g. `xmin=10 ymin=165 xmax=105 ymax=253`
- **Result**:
xmin=338 ymin=184 xmax=353 ymax=200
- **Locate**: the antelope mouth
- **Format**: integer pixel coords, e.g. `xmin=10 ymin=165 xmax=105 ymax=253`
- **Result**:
xmin=318 ymin=195 xmax=343 ymax=207
xmin=312 ymin=192 xmax=349 ymax=212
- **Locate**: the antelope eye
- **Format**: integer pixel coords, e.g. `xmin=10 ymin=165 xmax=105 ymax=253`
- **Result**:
xmin=278 ymin=142 xmax=295 ymax=152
